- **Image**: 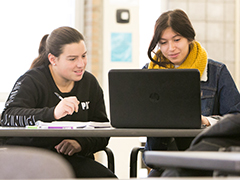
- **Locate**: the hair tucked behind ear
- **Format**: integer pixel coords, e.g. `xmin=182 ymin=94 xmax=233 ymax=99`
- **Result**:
xmin=30 ymin=26 xmax=85 ymax=69
xmin=147 ymin=9 xmax=195 ymax=67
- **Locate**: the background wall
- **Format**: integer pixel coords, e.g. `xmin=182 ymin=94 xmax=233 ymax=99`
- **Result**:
xmin=0 ymin=0 xmax=77 ymax=111
xmin=161 ymin=0 xmax=240 ymax=87
xmin=102 ymin=0 xmax=141 ymax=178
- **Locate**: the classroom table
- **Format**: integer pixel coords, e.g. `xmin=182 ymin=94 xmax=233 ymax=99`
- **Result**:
xmin=0 ymin=127 xmax=203 ymax=137
xmin=0 ymin=127 xmax=204 ymax=179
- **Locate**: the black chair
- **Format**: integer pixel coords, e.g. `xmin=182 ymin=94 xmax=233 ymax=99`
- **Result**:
xmin=129 ymin=138 xmax=178 ymax=177
xmin=130 ymin=147 xmax=145 ymax=177
xmin=103 ymin=147 xmax=115 ymax=173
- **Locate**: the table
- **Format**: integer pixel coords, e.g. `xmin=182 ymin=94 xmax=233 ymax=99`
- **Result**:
xmin=0 ymin=127 xmax=203 ymax=137
xmin=0 ymin=127 xmax=203 ymax=178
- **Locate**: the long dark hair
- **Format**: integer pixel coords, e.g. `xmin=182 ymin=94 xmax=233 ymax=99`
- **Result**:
xmin=30 ymin=26 xmax=85 ymax=69
xmin=147 ymin=9 xmax=195 ymax=67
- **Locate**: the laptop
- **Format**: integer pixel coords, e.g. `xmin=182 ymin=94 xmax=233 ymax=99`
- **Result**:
xmin=108 ymin=69 xmax=201 ymax=129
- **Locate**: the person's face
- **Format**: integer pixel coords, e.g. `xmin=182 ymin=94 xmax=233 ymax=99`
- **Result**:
xmin=52 ymin=40 xmax=87 ymax=82
xmin=159 ymin=27 xmax=191 ymax=66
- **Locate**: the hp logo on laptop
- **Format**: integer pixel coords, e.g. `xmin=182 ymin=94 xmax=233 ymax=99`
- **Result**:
xmin=149 ymin=93 xmax=160 ymax=103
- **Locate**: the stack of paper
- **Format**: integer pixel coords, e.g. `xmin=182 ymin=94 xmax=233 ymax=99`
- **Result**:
xmin=27 ymin=121 xmax=113 ymax=129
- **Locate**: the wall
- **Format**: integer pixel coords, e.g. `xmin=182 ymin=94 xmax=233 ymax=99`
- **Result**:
xmin=102 ymin=0 xmax=141 ymax=178
xmin=161 ymin=0 xmax=240 ymax=87
xmin=84 ymin=0 xmax=104 ymax=82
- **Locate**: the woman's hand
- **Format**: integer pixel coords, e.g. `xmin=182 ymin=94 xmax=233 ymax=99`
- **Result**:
xmin=201 ymin=115 xmax=210 ymax=126
xmin=54 ymin=96 xmax=80 ymax=119
xmin=55 ymin=139 xmax=82 ymax=156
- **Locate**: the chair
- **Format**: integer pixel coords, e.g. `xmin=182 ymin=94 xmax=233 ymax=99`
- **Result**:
xmin=130 ymin=146 xmax=145 ymax=177
xmin=144 ymin=148 xmax=240 ymax=176
xmin=0 ymin=146 xmax=75 ymax=179
xmin=129 ymin=138 xmax=178 ymax=177
xmin=103 ymin=147 xmax=115 ymax=173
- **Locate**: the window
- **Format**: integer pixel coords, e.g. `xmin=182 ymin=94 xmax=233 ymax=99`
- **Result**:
xmin=0 ymin=0 xmax=76 ymax=110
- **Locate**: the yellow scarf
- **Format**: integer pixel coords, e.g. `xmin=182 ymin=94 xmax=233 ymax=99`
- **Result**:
xmin=148 ymin=41 xmax=207 ymax=77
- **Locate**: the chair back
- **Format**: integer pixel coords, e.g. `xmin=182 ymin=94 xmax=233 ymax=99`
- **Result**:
xmin=0 ymin=146 xmax=75 ymax=179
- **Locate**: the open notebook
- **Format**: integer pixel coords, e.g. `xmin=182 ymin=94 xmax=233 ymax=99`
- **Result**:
xmin=26 ymin=121 xmax=112 ymax=129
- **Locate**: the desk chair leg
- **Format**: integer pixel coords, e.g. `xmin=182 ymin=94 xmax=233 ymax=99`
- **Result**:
xmin=130 ymin=147 xmax=144 ymax=178
xmin=103 ymin=147 xmax=115 ymax=173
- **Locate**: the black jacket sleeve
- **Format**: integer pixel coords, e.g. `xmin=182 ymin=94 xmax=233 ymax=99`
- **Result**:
xmin=76 ymin=137 xmax=110 ymax=156
xmin=1 ymin=74 xmax=55 ymax=126
xmin=190 ymin=113 xmax=240 ymax=148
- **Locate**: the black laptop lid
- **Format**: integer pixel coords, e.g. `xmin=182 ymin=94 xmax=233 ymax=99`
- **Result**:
xmin=108 ymin=69 xmax=201 ymax=129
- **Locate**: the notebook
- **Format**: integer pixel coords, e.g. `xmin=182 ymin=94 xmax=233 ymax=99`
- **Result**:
xmin=108 ymin=69 xmax=201 ymax=129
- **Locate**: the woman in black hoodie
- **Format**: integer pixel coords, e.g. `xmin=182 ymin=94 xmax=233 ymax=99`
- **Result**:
xmin=1 ymin=26 xmax=116 ymax=179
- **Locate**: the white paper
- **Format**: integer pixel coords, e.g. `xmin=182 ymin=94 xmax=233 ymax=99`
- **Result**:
xmin=35 ymin=121 xmax=112 ymax=129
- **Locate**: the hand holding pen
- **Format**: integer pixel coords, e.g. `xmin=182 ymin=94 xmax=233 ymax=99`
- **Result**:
xmin=54 ymin=92 xmax=80 ymax=120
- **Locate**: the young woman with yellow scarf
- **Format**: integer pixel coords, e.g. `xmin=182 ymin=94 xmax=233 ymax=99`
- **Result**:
xmin=143 ymin=9 xmax=240 ymax=177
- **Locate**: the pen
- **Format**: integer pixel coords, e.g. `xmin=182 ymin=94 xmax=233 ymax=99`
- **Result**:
xmin=46 ymin=126 xmax=74 ymax=129
xmin=54 ymin=92 xmax=78 ymax=113
xmin=54 ymin=92 xmax=63 ymax=100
